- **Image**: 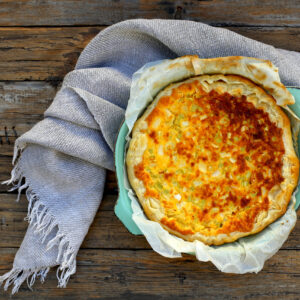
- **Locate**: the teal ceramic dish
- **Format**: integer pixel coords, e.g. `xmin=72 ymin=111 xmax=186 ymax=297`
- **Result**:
xmin=115 ymin=87 xmax=300 ymax=235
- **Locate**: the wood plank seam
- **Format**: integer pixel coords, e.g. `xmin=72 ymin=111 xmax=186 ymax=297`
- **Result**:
xmin=0 ymin=0 xmax=299 ymax=27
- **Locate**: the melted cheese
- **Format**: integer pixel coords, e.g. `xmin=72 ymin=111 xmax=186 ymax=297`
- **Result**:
xmin=134 ymin=80 xmax=285 ymax=237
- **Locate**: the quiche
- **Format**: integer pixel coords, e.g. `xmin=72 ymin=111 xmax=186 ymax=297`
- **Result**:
xmin=126 ymin=74 xmax=299 ymax=246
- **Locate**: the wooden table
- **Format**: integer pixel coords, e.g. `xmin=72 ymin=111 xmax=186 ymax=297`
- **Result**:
xmin=0 ymin=1 xmax=299 ymax=299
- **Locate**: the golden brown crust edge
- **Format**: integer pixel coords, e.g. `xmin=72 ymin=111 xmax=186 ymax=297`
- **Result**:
xmin=126 ymin=74 xmax=299 ymax=246
xmin=190 ymin=55 xmax=295 ymax=106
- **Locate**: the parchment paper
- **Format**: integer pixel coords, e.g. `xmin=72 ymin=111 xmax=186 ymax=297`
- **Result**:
xmin=124 ymin=57 xmax=297 ymax=273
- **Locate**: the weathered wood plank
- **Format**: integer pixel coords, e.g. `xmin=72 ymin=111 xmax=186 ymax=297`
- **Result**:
xmin=228 ymin=26 xmax=300 ymax=52
xmin=0 ymin=27 xmax=300 ymax=81
xmin=0 ymin=137 xmax=17 ymax=156
xmin=0 ymin=25 xmax=299 ymax=152
xmin=0 ymin=27 xmax=102 ymax=81
xmin=0 ymin=1 xmax=298 ymax=298
xmin=0 ymin=81 xmax=56 ymax=140
xmin=0 ymin=156 xmax=14 ymax=192
xmin=0 ymin=0 xmax=299 ymax=27
xmin=0 ymin=193 xmax=299 ymax=250
xmin=0 ymin=193 xmax=149 ymax=249
xmin=0 ymin=248 xmax=299 ymax=299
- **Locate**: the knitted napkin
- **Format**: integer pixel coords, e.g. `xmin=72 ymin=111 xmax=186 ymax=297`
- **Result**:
xmin=1 ymin=19 xmax=300 ymax=294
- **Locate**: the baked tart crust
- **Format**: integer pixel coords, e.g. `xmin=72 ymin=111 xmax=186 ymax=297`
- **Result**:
xmin=126 ymin=74 xmax=299 ymax=245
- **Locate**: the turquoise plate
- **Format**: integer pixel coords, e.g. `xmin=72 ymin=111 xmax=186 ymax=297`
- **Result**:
xmin=115 ymin=87 xmax=300 ymax=235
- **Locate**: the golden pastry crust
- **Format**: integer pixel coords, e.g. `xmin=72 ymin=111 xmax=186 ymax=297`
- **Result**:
xmin=135 ymin=55 xmax=295 ymax=109
xmin=126 ymin=75 xmax=299 ymax=245
xmin=126 ymin=74 xmax=299 ymax=246
xmin=190 ymin=56 xmax=295 ymax=106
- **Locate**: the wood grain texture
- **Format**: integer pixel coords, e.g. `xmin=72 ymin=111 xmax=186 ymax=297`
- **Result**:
xmin=0 ymin=193 xmax=299 ymax=250
xmin=228 ymin=27 xmax=300 ymax=52
xmin=0 ymin=0 xmax=299 ymax=27
xmin=0 ymin=0 xmax=300 ymax=297
xmin=0 ymin=81 xmax=56 ymax=137
xmin=0 ymin=248 xmax=299 ymax=299
xmin=0 ymin=27 xmax=102 ymax=80
xmin=0 ymin=193 xmax=150 ymax=249
xmin=0 ymin=27 xmax=300 ymax=81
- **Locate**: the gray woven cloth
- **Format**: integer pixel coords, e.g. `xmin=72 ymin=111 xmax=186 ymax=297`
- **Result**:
xmin=1 ymin=19 xmax=300 ymax=293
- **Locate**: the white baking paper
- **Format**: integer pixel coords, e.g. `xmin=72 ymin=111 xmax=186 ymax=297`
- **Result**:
xmin=124 ymin=56 xmax=298 ymax=273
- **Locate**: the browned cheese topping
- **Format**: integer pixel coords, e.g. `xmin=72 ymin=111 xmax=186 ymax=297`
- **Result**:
xmin=134 ymin=80 xmax=285 ymax=237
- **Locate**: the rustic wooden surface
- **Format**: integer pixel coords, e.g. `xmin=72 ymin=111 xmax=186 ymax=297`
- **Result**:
xmin=0 ymin=0 xmax=299 ymax=298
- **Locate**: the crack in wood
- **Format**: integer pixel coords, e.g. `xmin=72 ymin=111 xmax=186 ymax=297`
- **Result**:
xmin=0 ymin=127 xmax=18 ymax=144
xmin=4 ymin=127 xmax=10 ymax=145
xmin=0 ymin=2 xmax=299 ymax=295
xmin=12 ymin=126 xmax=18 ymax=138
xmin=174 ymin=6 xmax=183 ymax=19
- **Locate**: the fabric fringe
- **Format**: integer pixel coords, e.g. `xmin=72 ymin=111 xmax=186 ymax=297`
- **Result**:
xmin=0 ymin=267 xmax=50 ymax=294
xmin=0 ymin=150 xmax=77 ymax=294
